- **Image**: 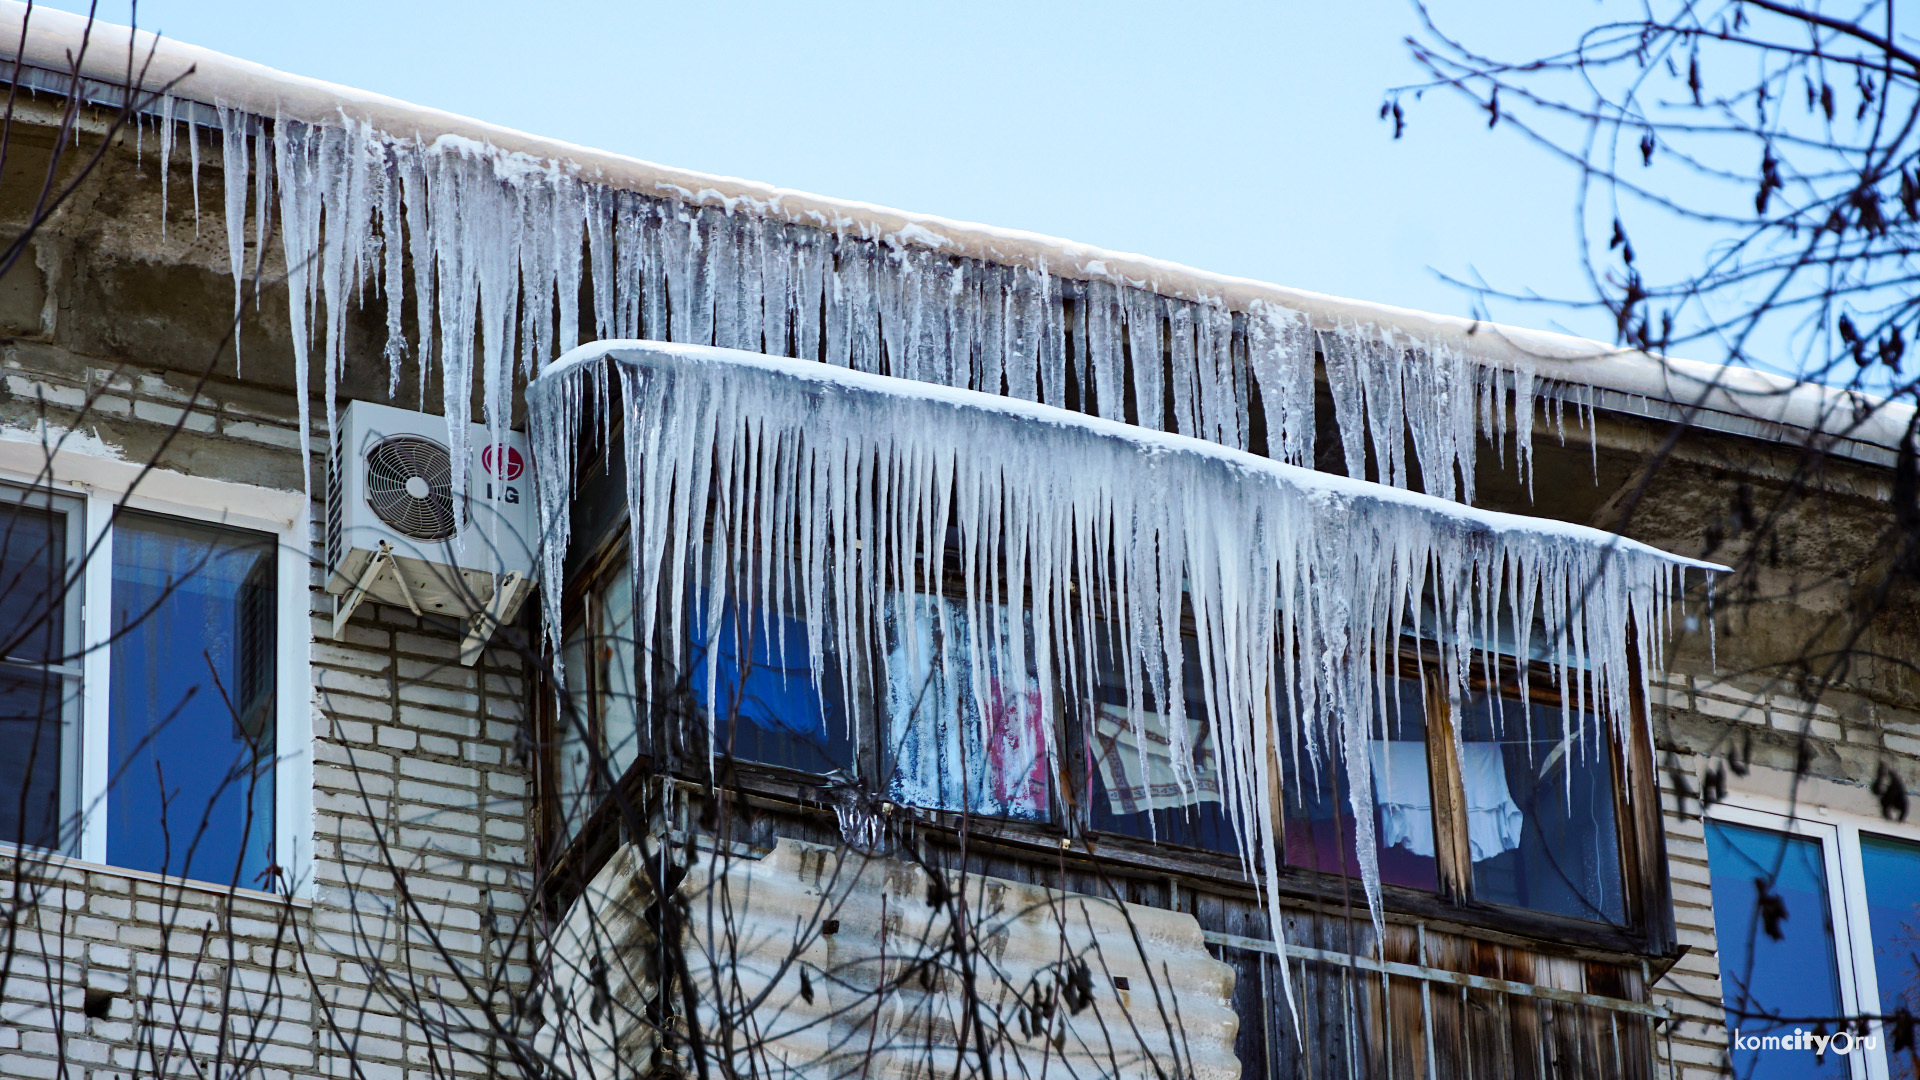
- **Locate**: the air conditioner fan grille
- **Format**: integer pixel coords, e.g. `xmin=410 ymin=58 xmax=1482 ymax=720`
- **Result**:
xmin=365 ymin=436 xmax=458 ymax=542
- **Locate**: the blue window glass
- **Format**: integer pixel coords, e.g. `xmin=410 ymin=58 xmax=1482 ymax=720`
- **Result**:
xmin=688 ymin=598 xmax=852 ymax=776
xmin=0 ymin=495 xmax=79 ymax=854
xmin=1705 ymin=820 xmax=1850 ymax=1079
xmin=1462 ymin=694 xmax=1625 ymax=924
xmin=108 ymin=513 xmax=277 ymax=889
xmin=1861 ymin=832 xmax=1920 ymax=1080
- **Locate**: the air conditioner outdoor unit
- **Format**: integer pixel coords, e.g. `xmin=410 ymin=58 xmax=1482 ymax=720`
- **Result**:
xmin=326 ymin=400 xmax=537 ymax=665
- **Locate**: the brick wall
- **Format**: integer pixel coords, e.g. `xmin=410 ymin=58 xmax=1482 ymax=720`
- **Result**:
xmin=0 ymin=369 xmax=538 ymax=1080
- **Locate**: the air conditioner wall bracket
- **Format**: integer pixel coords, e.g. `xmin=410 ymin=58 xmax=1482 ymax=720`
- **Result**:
xmin=332 ymin=540 xmax=422 ymax=640
xmin=459 ymin=569 xmax=526 ymax=667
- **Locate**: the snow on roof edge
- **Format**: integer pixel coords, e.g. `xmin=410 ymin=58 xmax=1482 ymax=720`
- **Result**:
xmin=3 ymin=0 xmax=1910 ymax=464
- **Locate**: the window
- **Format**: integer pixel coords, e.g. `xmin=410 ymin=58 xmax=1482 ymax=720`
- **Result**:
xmin=1282 ymin=676 xmax=1439 ymax=889
xmin=0 ymin=485 xmax=82 ymax=855
xmin=547 ymin=536 xmax=1647 ymax=940
xmin=693 ymin=593 xmax=852 ymax=779
xmin=552 ymin=545 xmax=857 ymax=842
xmin=554 ymin=550 xmax=642 ymax=842
xmin=106 ymin=514 xmax=279 ymax=887
xmin=1084 ymin=631 xmax=1238 ymax=853
xmin=1458 ymin=692 xmax=1625 ymax=923
xmin=884 ymin=592 xmax=1049 ymax=822
xmin=0 ymin=454 xmax=307 ymax=896
xmin=1707 ymin=804 xmax=1920 ymax=1079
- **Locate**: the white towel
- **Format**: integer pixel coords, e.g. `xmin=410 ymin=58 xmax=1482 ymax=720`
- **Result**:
xmin=1368 ymin=741 xmax=1525 ymax=861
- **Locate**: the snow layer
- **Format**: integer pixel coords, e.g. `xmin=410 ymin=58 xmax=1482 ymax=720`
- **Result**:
xmin=528 ymin=340 xmax=1717 ymax=1021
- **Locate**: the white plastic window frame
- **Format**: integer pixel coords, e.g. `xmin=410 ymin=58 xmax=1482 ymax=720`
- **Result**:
xmin=0 ymin=435 xmax=313 ymax=899
xmin=1707 ymin=796 xmax=1920 ymax=1080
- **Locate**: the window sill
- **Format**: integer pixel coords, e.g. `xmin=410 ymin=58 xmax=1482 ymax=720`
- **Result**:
xmin=0 ymin=843 xmax=313 ymax=909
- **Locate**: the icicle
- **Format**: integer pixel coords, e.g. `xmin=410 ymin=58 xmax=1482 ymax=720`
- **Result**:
xmin=1245 ymin=301 xmax=1313 ymax=467
xmin=317 ymin=122 xmax=378 ymax=503
xmin=252 ymin=116 xmax=272 ymax=307
xmin=1084 ymin=279 xmax=1124 ymax=421
xmin=1583 ymin=383 xmax=1599 ymax=481
xmin=273 ymin=118 xmax=322 ymax=492
xmin=1319 ymin=325 xmax=1369 ymax=479
xmin=399 ymin=151 xmax=434 ymax=408
xmin=1512 ymin=362 xmax=1537 ymax=499
xmin=1123 ymin=287 xmax=1165 ymax=433
xmin=189 ymin=119 xmax=201 ymax=235
xmin=1359 ymin=327 xmax=1408 ymax=489
xmin=527 ymin=341 xmax=1722 ymax=1039
xmin=218 ymin=105 xmax=249 ymax=374
xmin=552 ymin=177 xmax=585 ymax=366
xmin=380 ymin=145 xmax=406 ymax=394
xmin=585 ymin=184 xmax=615 ymax=341
xmin=157 ymin=94 xmax=174 ymax=238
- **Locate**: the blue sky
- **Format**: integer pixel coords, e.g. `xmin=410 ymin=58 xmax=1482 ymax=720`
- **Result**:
xmin=49 ymin=1 xmax=1617 ymax=341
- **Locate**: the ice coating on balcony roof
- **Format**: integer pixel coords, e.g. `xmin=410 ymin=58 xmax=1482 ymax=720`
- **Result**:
xmin=527 ymin=340 xmax=1717 ymax=1026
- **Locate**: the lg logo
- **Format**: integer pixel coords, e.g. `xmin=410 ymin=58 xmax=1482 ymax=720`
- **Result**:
xmin=480 ymin=444 xmax=524 ymax=503
xmin=481 ymin=443 xmax=525 ymax=481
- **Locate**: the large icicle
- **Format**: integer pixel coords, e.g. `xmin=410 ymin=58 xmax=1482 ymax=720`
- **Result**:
xmin=157 ymin=94 xmax=174 ymax=238
xmin=272 ymin=117 xmax=322 ymax=492
xmin=527 ymin=340 xmax=1720 ymax=1035
xmin=217 ymin=105 xmax=248 ymax=372
xmin=201 ymin=105 xmax=1564 ymax=508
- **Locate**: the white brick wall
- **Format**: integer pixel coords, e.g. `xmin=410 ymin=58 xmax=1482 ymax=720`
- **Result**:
xmin=0 ymin=380 xmax=537 ymax=1079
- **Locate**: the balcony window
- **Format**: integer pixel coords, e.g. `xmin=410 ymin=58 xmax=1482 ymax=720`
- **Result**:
xmin=884 ymin=592 xmax=1049 ymax=822
xmin=555 ymin=553 xmax=641 ymax=841
xmin=1283 ymin=676 xmax=1438 ymax=890
xmin=1083 ymin=632 xmax=1237 ymax=853
xmin=1461 ymin=692 xmax=1624 ymax=924
xmin=530 ymin=343 xmax=1704 ymax=952
xmin=690 ymin=597 xmax=852 ymax=777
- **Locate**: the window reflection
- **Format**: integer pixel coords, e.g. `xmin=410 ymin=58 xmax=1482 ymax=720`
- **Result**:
xmin=1705 ymin=820 xmax=1850 ymax=1080
xmin=1284 ymin=678 xmax=1438 ymax=891
xmin=1084 ymin=633 xmax=1237 ymax=853
xmin=108 ymin=513 xmax=277 ymax=889
xmin=1862 ymin=832 xmax=1920 ymax=1080
xmin=1461 ymin=693 xmax=1625 ymax=924
xmin=884 ymin=593 xmax=1050 ymax=822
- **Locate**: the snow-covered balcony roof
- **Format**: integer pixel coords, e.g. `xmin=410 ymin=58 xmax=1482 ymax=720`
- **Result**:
xmin=2 ymin=1 xmax=1910 ymax=476
xmin=526 ymin=340 xmax=1721 ymax=992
